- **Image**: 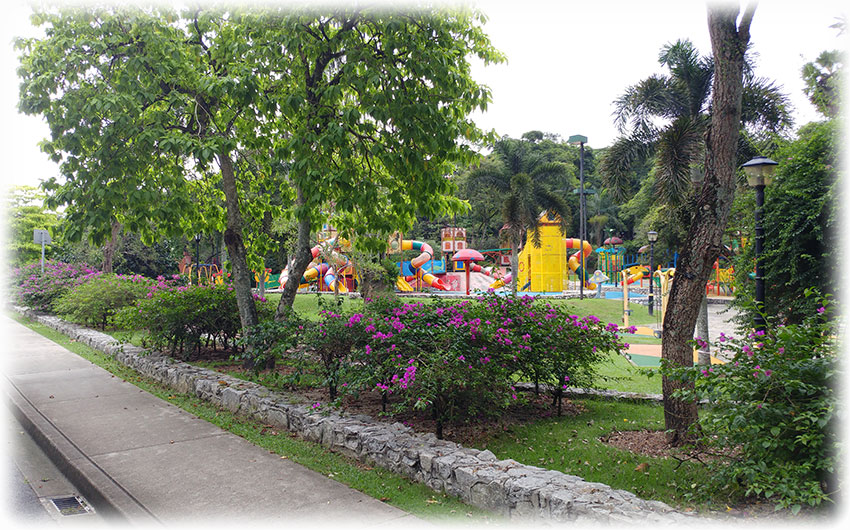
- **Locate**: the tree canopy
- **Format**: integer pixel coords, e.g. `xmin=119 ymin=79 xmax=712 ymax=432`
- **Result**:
xmin=16 ymin=4 xmax=504 ymax=324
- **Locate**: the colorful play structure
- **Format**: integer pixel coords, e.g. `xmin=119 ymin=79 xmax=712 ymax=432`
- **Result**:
xmin=506 ymin=212 xmax=596 ymax=292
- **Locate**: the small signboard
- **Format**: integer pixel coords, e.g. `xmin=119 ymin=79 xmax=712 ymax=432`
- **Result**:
xmin=33 ymin=229 xmax=51 ymax=245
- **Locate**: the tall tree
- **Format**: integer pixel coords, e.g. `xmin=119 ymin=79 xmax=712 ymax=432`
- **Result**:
xmin=660 ymin=3 xmax=757 ymax=444
xmin=468 ymin=138 xmax=571 ymax=295
xmin=257 ymin=7 xmax=503 ymax=315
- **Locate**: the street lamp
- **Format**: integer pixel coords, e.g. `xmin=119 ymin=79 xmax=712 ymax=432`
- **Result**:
xmin=742 ymin=156 xmax=778 ymax=332
xmin=568 ymin=134 xmax=588 ymax=299
xmin=194 ymin=234 xmax=201 ymax=268
xmin=647 ymin=231 xmax=658 ymax=316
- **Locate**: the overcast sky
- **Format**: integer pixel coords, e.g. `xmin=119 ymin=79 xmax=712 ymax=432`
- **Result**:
xmin=1 ymin=0 xmax=846 ymax=193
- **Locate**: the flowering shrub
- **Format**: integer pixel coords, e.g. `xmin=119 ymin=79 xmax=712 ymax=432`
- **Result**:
xmin=664 ymin=290 xmax=839 ymax=512
xmin=116 ymin=283 xmax=274 ymax=359
xmin=304 ymin=297 xmax=369 ymax=400
xmin=53 ymin=273 xmax=153 ymax=329
xmin=11 ymin=260 xmax=101 ymax=311
xmin=346 ymin=292 xmax=629 ymax=438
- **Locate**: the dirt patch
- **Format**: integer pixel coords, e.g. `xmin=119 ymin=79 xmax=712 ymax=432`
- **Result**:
xmin=601 ymin=429 xmax=675 ymax=459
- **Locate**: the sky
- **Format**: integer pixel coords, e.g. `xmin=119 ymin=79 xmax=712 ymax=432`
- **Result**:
xmin=1 ymin=0 xmax=846 ymax=194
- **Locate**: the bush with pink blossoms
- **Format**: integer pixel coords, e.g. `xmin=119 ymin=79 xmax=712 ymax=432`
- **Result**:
xmin=11 ymin=260 xmax=101 ymax=312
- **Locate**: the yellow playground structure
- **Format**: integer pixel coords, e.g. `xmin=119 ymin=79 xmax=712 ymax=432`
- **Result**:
xmin=513 ymin=212 xmax=596 ymax=292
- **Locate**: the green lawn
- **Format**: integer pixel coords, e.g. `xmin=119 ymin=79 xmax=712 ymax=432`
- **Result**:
xmin=470 ymin=398 xmax=719 ymax=510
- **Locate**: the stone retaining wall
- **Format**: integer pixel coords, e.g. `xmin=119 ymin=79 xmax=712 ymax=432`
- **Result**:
xmin=17 ymin=308 xmax=694 ymax=525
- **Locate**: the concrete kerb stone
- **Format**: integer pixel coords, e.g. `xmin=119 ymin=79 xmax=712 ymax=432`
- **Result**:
xmin=15 ymin=307 xmax=696 ymax=525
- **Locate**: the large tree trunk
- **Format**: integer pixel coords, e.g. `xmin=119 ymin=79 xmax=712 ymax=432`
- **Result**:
xmin=218 ymin=152 xmax=259 ymax=331
xmin=661 ymin=2 xmax=754 ymax=445
xmin=101 ymin=220 xmax=121 ymax=273
xmin=276 ymin=184 xmax=314 ymax=316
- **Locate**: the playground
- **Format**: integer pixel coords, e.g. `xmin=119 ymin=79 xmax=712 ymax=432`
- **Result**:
xmin=176 ymin=211 xmax=738 ymax=370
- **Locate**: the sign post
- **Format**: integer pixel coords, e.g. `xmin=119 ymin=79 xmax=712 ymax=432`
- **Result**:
xmin=33 ymin=229 xmax=51 ymax=274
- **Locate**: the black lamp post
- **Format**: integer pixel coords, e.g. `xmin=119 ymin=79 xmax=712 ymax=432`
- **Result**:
xmin=569 ymin=134 xmax=588 ymax=299
xmin=647 ymin=230 xmax=658 ymax=316
xmin=194 ymin=234 xmax=201 ymax=268
xmin=742 ymin=156 xmax=778 ymax=332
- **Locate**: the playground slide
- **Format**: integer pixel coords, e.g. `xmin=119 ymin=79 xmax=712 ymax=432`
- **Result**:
xmin=565 ymin=238 xmax=597 ymax=290
xmin=400 ymin=240 xmax=450 ymax=291
xmin=281 ymin=262 xmax=348 ymax=293
xmin=396 ymin=277 xmax=414 ymax=292
xmin=623 ymin=265 xmax=648 ymax=285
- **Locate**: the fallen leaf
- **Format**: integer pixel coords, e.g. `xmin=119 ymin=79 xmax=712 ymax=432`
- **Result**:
xmin=635 ymin=462 xmax=650 ymax=473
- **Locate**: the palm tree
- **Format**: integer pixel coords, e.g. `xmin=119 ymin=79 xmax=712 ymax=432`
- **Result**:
xmin=601 ymin=39 xmax=791 ymax=205
xmin=469 ymin=138 xmax=571 ymax=295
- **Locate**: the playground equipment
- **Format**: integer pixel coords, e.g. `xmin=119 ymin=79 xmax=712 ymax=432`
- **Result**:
xmin=188 ymin=263 xmax=221 ymax=286
xmin=706 ymin=259 xmax=735 ymax=295
xmin=279 ymin=238 xmax=352 ymax=293
xmin=588 ymin=270 xmax=609 ymax=298
xmin=399 ymin=240 xmax=450 ymax=291
xmin=512 ymin=212 xmax=596 ymax=292
xmin=566 ymin=238 xmax=596 ymax=290
xmin=452 ymin=248 xmax=485 ymax=295
xmin=622 ymin=264 xmax=648 ymax=285
xmin=654 ymin=268 xmax=676 ymax=327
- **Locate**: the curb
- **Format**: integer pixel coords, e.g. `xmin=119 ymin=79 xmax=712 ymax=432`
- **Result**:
xmin=4 ymin=376 xmax=159 ymax=523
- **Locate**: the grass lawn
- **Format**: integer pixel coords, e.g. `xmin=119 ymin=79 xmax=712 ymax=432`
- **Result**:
xmin=469 ymin=398 xmax=719 ymax=510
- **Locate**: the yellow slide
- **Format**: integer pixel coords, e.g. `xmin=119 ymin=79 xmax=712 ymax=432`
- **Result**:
xmin=396 ymin=277 xmax=414 ymax=292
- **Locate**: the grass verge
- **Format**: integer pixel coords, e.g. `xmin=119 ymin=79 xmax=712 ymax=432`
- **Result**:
xmin=469 ymin=399 xmax=716 ymax=510
xmin=9 ymin=312 xmax=496 ymax=523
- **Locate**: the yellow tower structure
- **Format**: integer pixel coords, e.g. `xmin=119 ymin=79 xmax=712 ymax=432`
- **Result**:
xmin=515 ymin=212 xmax=569 ymax=292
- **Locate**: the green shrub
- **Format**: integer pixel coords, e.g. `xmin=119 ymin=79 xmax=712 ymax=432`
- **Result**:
xmin=117 ymin=284 xmax=275 ymax=359
xmin=236 ymin=308 xmax=307 ymax=373
xmin=664 ymin=289 xmax=839 ymax=512
xmin=53 ymin=273 xmax=152 ymax=329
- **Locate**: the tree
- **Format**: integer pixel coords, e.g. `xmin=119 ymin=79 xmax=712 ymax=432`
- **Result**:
xmin=17 ymin=6 xmax=276 ymax=333
xmin=735 ymin=120 xmax=839 ymax=324
xmin=468 ymin=137 xmax=571 ymax=295
xmin=5 ymin=186 xmax=60 ymax=268
xmin=660 ymin=3 xmax=757 ymax=444
xmin=600 ymin=38 xmax=790 ymax=206
xmin=802 ymin=50 xmax=843 ymax=118
xmin=257 ymin=7 xmax=503 ymax=315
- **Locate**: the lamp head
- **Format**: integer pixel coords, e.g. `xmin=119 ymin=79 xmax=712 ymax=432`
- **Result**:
xmin=742 ymin=156 xmax=778 ymax=187
xmin=647 ymin=231 xmax=658 ymax=243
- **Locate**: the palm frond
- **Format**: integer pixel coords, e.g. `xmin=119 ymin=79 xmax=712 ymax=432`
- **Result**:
xmin=599 ymin=131 xmax=657 ymax=202
xmin=613 ymin=75 xmax=682 ymax=133
xmin=741 ymin=76 xmax=793 ymax=133
xmin=653 ymin=116 xmax=705 ymax=205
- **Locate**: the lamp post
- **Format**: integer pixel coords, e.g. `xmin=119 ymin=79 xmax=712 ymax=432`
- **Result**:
xmin=194 ymin=234 xmax=201 ymax=269
xmin=568 ymin=134 xmax=588 ymax=299
xmin=647 ymin=231 xmax=658 ymax=316
xmin=742 ymin=156 xmax=778 ymax=332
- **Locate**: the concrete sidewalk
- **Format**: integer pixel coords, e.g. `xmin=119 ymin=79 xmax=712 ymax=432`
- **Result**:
xmin=3 ymin=316 xmax=423 ymax=526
